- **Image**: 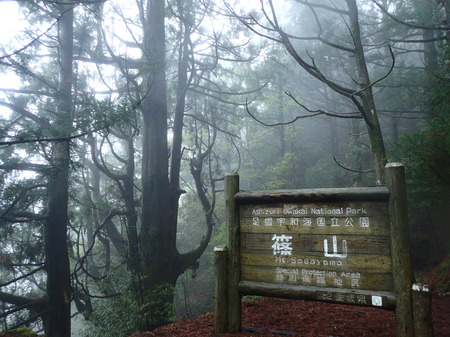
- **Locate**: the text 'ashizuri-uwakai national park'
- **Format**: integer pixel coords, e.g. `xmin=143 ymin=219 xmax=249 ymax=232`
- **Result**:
xmin=239 ymin=200 xmax=393 ymax=305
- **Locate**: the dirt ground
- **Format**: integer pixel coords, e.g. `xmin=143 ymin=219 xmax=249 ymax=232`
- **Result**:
xmin=131 ymin=294 xmax=450 ymax=337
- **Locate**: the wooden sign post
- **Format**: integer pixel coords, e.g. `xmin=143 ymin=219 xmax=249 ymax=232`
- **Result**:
xmin=215 ymin=163 xmax=425 ymax=336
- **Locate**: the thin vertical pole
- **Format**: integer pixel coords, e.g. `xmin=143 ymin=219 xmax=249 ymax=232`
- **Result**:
xmin=214 ymin=247 xmax=228 ymax=333
xmin=386 ymin=163 xmax=414 ymax=337
xmin=412 ymin=283 xmax=433 ymax=337
xmin=225 ymin=173 xmax=241 ymax=333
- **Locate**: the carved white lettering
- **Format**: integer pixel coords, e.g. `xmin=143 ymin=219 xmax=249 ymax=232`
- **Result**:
xmin=345 ymin=207 xmax=368 ymax=215
xmin=252 ymin=208 xmax=279 ymax=216
xmin=310 ymin=207 xmax=344 ymax=215
xmin=324 ymin=236 xmax=348 ymax=258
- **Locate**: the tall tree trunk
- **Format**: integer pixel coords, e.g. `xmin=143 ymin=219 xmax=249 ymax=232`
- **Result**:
xmin=170 ymin=0 xmax=192 ymax=190
xmin=346 ymin=0 xmax=387 ymax=185
xmin=137 ymin=0 xmax=215 ymax=329
xmin=137 ymin=0 xmax=180 ymax=330
xmin=419 ymin=0 xmax=439 ymax=71
xmin=43 ymin=2 xmax=73 ymax=336
xmin=139 ymin=0 xmax=177 ymax=290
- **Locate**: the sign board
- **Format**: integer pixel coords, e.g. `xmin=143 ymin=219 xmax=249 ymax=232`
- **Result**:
xmin=236 ymin=188 xmax=394 ymax=307
xmin=216 ymin=165 xmax=417 ymax=336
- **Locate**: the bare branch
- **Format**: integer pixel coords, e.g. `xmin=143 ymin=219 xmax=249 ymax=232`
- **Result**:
xmin=0 ymin=163 xmax=49 ymax=171
xmin=333 ymin=155 xmax=373 ymax=174
xmin=0 ymin=291 xmax=47 ymax=311
xmin=185 ymin=113 xmax=239 ymax=138
xmin=351 ymin=44 xmax=395 ymax=96
xmin=0 ymin=266 xmax=45 ymax=288
xmin=0 ymin=101 xmax=50 ymax=127
xmin=285 ymin=92 xmax=361 ymax=119
xmin=371 ymin=0 xmax=450 ymax=31
xmin=73 ymin=209 xmax=127 ymax=277
xmin=294 ymin=0 xmax=350 ymax=16
xmin=0 ymin=132 xmax=89 ymax=146
xmin=245 ymin=95 xmax=361 ymax=128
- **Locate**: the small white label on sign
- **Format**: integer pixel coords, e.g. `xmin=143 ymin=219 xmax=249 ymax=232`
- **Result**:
xmin=412 ymin=283 xmax=429 ymax=292
xmin=371 ymin=296 xmax=382 ymax=306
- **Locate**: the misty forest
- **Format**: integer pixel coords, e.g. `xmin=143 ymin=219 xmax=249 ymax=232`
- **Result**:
xmin=0 ymin=0 xmax=448 ymax=336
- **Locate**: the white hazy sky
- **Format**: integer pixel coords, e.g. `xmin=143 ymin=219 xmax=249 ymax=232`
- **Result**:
xmin=0 ymin=1 xmax=22 ymax=118
xmin=0 ymin=1 xmax=21 ymax=46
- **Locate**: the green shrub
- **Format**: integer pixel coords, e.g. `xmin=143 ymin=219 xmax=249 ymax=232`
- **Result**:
xmin=0 ymin=328 xmax=37 ymax=337
xmin=83 ymin=283 xmax=174 ymax=337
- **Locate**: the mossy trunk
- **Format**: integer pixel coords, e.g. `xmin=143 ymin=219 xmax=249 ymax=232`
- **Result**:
xmin=138 ymin=0 xmax=179 ymax=329
xmin=44 ymin=2 xmax=73 ymax=336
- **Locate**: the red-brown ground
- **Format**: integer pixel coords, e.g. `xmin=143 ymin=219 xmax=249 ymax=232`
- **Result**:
xmin=131 ymin=294 xmax=450 ymax=337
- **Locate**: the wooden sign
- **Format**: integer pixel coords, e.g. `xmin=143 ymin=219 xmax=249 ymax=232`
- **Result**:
xmin=216 ymin=164 xmax=417 ymax=336
xmin=237 ymin=189 xmax=394 ymax=307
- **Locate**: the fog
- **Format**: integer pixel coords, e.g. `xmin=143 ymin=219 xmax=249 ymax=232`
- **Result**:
xmin=0 ymin=0 xmax=447 ymax=335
